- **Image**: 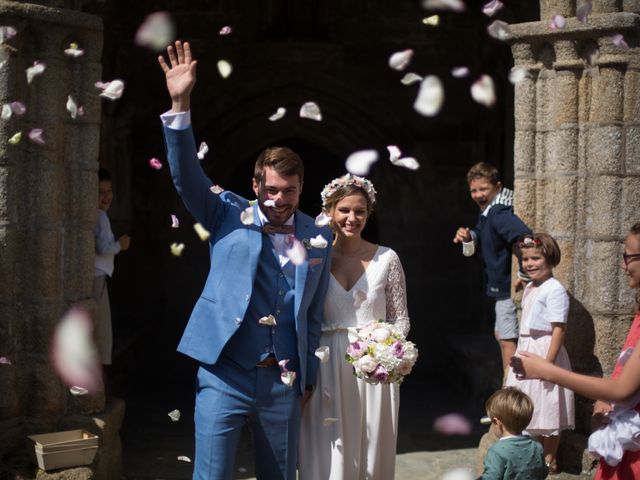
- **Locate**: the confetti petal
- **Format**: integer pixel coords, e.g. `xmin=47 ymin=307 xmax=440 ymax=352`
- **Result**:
xmin=577 ymin=1 xmax=592 ymax=24
xmin=387 ymin=145 xmax=401 ymax=162
xmin=1 ymin=104 xmax=11 ymax=120
xmin=482 ymin=0 xmax=503 ymax=17
xmin=66 ymin=95 xmax=84 ymax=119
xmin=193 ymin=222 xmax=210 ymax=241
xmin=26 ymin=61 xmax=46 ymax=84
xmin=323 ymin=417 xmax=338 ymax=426
xmin=315 ymin=212 xmax=331 ymax=227
xmin=611 ymin=33 xmax=629 ymax=49
xmin=433 ymin=413 xmax=473 ymax=435
xmin=451 ymin=66 xmax=469 ymax=78
xmin=422 ymin=15 xmax=440 ymax=26
xmin=170 ymin=243 xmax=185 ymax=256
xmin=168 ymin=409 xmax=181 ymax=422
xmin=177 ymin=456 xmax=191 ymax=463
xmin=388 ymin=49 xmax=414 ymax=71
xmin=210 ymin=185 xmax=224 ymax=194
xmin=413 ymin=75 xmax=444 ymax=117
xmin=258 ymin=315 xmax=277 ymax=326
xmin=64 ymin=42 xmax=85 ymax=57
xmin=281 ymin=370 xmax=297 ymax=386
xmin=171 ymin=214 xmax=179 ymax=228
xmin=286 ymin=238 xmax=307 ymax=266
xmin=197 ymin=141 xmax=209 ymax=160
xmin=353 ymin=289 xmax=367 ymax=307
xmin=149 ymin=157 xmax=162 ymax=170
xmin=240 ymin=206 xmax=254 ymax=225
xmin=508 ymin=66 xmax=531 ymax=84
xmin=69 ymin=386 xmax=88 ymax=396
xmin=96 ymin=79 xmax=125 ymax=100
xmin=309 ymin=234 xmax=328 ymax=249
xmin=345 ymin=149 xmax=378 ymax=176
xmin=487 ymin=20 xmax=512 ymax=41
xmin=8 ymin=132 xmax=21 ymax=144
xmin=315 ymin=346 xmax=330 ymax=363
xmin=422 ymin=0 xmax=465 ymax=12
xmin=0 ymin=356 xmax=11 ymax=365
xmin=0 ymin=48 xmax=9 ymax=69
xmin=263 ymin=199 xmax=276 ymax=207
xmin=0 ymin=26 xmax=17 ymax=43
xmin=322 ymin=387 xmax=331 ymax=402
xmin=392 ymin=157 xmax=420 ymax=170
xmin=217 ymin=60 xmax=232 ymax=78
xmin=219 ymin=26 xmax=233 ymax=35
xmin=400 ymin=73 xmax=423 ymax=85
xmin=28 ymin=128 xmax=45 ymax=145
xmin=471 ymin=75 xmax=496 ymax=107
xmin=442 ymin=468 xmax=474 ymax=480
xmin=550 ymin=15 xmax=566 ymax=30
xmin=135 ymin=12 xmax=176 ymax=51
xmin=269 ymin=107 xmax=286 ymax=121
xmin=299 ymin=101 xmax=322 ymax=121
xmin=10 ymin=101 xmax=25 ymax=115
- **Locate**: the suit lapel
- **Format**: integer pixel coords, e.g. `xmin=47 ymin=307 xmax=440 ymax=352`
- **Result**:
xmin=248 ymin=204 xmax=263 ymax=281
xmin=294 ymin=212 xmax=310 ymax=318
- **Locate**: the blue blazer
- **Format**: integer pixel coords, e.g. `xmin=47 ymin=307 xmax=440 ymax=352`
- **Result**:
xmin=163 ymin=126 xmax=332 ymax=392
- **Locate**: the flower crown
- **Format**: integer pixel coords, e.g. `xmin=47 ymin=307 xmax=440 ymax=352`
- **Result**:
xmin=321 ymin=173 xmax=377 ymax=208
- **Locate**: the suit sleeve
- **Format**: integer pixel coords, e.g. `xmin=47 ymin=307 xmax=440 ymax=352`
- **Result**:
xmin=478 ymin=447 xmax=505 ymax=480
xmin=492 ymin=208 xmax=531 ymax=246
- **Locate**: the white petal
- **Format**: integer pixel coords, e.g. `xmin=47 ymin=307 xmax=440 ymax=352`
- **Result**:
xmin=323 ymin=417 xmax=338 ymax=426
xmin=1 ymin=104 xmax=11 ymax=120
xmin=219 ymin=26 xmax=232 ymax=35
xmin=345 ymin=149 xmax=378 ymax=176
xmin=168 ymin=409 xmax=181 ymax=422
xmin=170 ymin=243 xmax=185 ymax=256
xmin=508 ymin=66 xmax=531 ymax=84
xmin=299 ymin=101 xmax=322 ymax=121
xmin=269 ymin=107 xmax=286 ymax=121
xmin=353 ymin=289 xmax=367 ymax=307
xmin=314 ymin=212 xmax=331 ymax=227
xmin=422 ymin=15 xmax=440 ymax=26
xmin=0 ymin=356 xmax=11 ymax=365
xmin=441 ymin=468 xmax=474 ymax=480
xmin=309 ymin=234 xmax=328 ymax=249
xmin=66 ymin=95 xmax=79 ymax=119
xmin=26 ymin=61 xmax=46 ymax=84
xmin=400 ymin=73 xmax=423 ymax=85
xmin=0 ymin=26 xmax=17 ymax=43
xmin=315 ymin=346 xmax=330 ymax=363
xmin=263 ymin=199 xmax=276 ymax=207
xmin=487 ymin=20 xmax=512 ymax=41
xmin=177 ymin=455 xmax=191 ymax=463
xmin=387 ymin=145 xmax=401 ymax=162
xmin=193 ymin=223 xmax=210 ymax=241
xmin=217 ymin=60 xmax=232 ymax=79
xmin=171 ymin=214 xmax=179 ymax=228
xmin=64 ymin=47 xmax=85 ymax=58
xmin=258 ymin=315 xmax=277 ymax=326
xmin=98 ymin=79 xmax=125 ymax=100
xmin=482 ymin=0 xmax=503 ymax=17
xmin=210 ymin=184 xmax=224 ymax=194
xmin=413 ymin=75 xmax=444 ymax=117
xmin=280 ymin=369 xmax=296 ymax=386
xmin=135 ymin=12 xmax=176 ymax=51
xmin=322 ymin=387 xmax=331 ymax=402
xmin=451 ymin=66 xmax=469 ymax=78
xmin=392 ymin=157 xmax=420 ymax=170
xmin=286 ymin=238 xmax=307 ymax=266
xmin=197 ymin=141 xmax=209 ymax=160
xmin=471 ymin=75 xmax=496 ymax=107
xmin=70 ymin=386 xmax=89 ymax=396
xmin=241 ymin=206 xmax=254 ymax=225
xmin=8 ymin=132 xmax=21 ymax=145
xmin=577 ymin=1 xmax=592 ymax=24
xmin=422 ymin=0 xmax=465 ymax=12
xmin=388 ymin=49 xmax=414 ymax=71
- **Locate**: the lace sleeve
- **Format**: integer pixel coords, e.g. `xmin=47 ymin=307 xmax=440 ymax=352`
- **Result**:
xmin=385 ymin=250 xmax=410 ymax=337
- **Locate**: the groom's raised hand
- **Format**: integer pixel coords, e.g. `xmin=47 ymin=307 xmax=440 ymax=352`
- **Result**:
xmin=158 ymin=40 xmax=197 ymax=113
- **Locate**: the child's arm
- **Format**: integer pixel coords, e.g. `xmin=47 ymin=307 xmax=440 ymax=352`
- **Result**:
xmin=95 ymin=214 xmax=120 ymax=255
xmin=478 ymin=447 xmax=505 ymax=480
xmin=545 ymin=323 xmax=566 ymax=363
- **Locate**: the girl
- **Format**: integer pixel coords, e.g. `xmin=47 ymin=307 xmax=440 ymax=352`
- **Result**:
xmin=512 ymin=223 xmax=640 ymax=480
xmin=505 ymin=233 xmax=574 ymax=473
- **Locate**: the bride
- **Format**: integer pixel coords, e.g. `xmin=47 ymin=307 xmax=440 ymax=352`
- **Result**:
xmin=299 ymin=174 xmax=411 ymax=479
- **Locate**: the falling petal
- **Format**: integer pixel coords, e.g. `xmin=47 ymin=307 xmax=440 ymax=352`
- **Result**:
xmin=1 ymin=104 xmax=11 ymax=120
xmin=8 ymin=132 xmax=21 ymax=144
xmin=210 ymin=185 xmax=224 ymax=194
xmin=149 ymin=157 xmax=162 ymax=170
xmin=611 ymin=33 xmax=629 ymax=49
xmin=392 ymin=157 xmax=420 ymax=170
xmin=345 ymin=149 xmax=378 ymax=176
xmin=487 ymin=20 xmax=512 ymax=41
xmin=135 ymin=12 xmax=176 ymax=51
xmin=0 ymin=26 xmax=17 ymax=43
xmin=388 ymin=49 xmax=414 ymax=71
xmin=258 ymin=315 xmax=277 ymax=326
xmin=263 ymin=199 xmax=276 ymax=207
xmin=471 ymin=75 xmax=496 ymax=107
xmin=64 ymin=42 xmax=85 ymax=57
xmin=299 ymin=101 xmax=322 ymax=121
xmin=281 ymin=370 xmax=297 ymax=386
xmin=170 ymin=243 xmax=185 ymax=256
xmin=69 ymin=386 xmax=89 ymax=396
xmin=315 ymin=346 xmax=330 ymax=363
xmin=480 ymin=416 xmax=492 ymax=425
xmin=0 ymin=356 xmax=11 ymax=365
xmin=96 ymin=79 xmax=125 ymax=100
xmin=193 ymin=222 xmax=210 ymax=241
xmin=353 ymin=289 xmax=367 ymax=307
xmin=422 ymin=15 xmax=440 ymax=26
xmin=323 ymin=417 xmax=338 ymax=426
xmin=0 ymin=48 xmax=8 ymax=68
xmin=387 ymin=145 xmax=402 ymax=163
xmin=219 ymin=26 xmax=232 ymax=35
xmin=26 ymin=61 xmax=46 ymax=84
xmin=29 ymin=128 xmax=45 ymax=145
xmin=269 ymin=107 xmax=286 ymax=121
xmin=197 ymin=141 xmax=209 ymax=160
xmin=422 ymin=0 xmax=465 ymax=12
xmin=451 ymin=66 xmax=470 ymax=78
xmin=66 ymin=95 xmax=84 ymax=119
xmin=442 ymin=468 xmax=474 ymax=480
xmin=278 ymin=359 xmax=290 ymax=371
xmin=217 ymin=60 xmax=232 ymax=79
xmin=177 ymin=456 xmax=191 ymax=463
xmin=577 ymin=1 xmax=592 ymax=24
xmin=550 ymin=15 xmax=566 ymax=30
xmin=168 ymin=409 xmax=181 ymax=422
xmin=309 ymin=234 xmax=328 ymax=249
xmin=286 ymin=238 xmax=307 ymax=266
xmin=315 ymin=212 xmax=331 ymax=227
xmin=51 ymin=306 xmax=102 ymax=394
xmin=170 ymin=214 xmax=179 ymax=228
xmin=433 ymin=413 xmax=473 ymax=435
xmin=9 ymin=102 xmax=25 ymax=115
xmin=240 ymin=206 xmax=254 ymax=225
xmin=508 ymin=66 xmax=531 ymax=84
xmin=400 ymin=72 xmax=423 ymax=85
xmin=482 ymin=0 xmax=503 ymax=17
xmin=322 ymin=387 xmax=331 ymax=402
xmin=413 ymin=75 xmax=444 ymax=117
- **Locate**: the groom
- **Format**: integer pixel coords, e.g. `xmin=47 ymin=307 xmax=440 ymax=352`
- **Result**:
xmin=158 ymin=41 xmax=332 ymax=479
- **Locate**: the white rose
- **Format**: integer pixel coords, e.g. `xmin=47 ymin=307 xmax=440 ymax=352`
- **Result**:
xmin=357 ymin=354 xmax=379 ymax=374
xmin=372 ymin=326 xmax=391 ymax=343
xmin=397 ymin=360 xmax=413 ymax=376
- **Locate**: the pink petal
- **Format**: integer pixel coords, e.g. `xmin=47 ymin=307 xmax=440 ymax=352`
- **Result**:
xmin=0 ymin=356 xmax=11 ymax=365
xmin=577 ymin=1 xmax=592 ymax=24
xmin=278 ymin=359 xmax=290 ymax=371
xmin=149 ymin=158 xmax=162 ymax=170
xmin=135 ymin=11 xmax=176 ymax=51
xmin=471 ymin=75 xmax=496 ymax=107
xmin=345 ymin=149 xmax=378 ymax=176
xmin=611 ymin=33 xmax=629 ymax=49
xmin=315 ymin=212 xmax=331 ymax=227
xmin=10 ymin=101 xmax=25 ymax=115
xmin=26 ymin=61 xmax=46 ymax=84
xmin=451 ymin=66 xmax=469 ymax=78
xmin=433 ymin=413 xmax=473 ymax=435
xmin=487 ymin=20 xmax=512 ymax=41
xmin=0 ymin=26 xmax=17 ymax=43
xmin=550 ymin=15 xmax=566 ymax=30
xmin=286 ymin=237 xmax=307 ymax=266
xmin=482 ymin=0 xmax=503 ymax=17
xmin=219 ymin=26 xmax=232 ymax=35
xmin=171 ymin=214 xmax=179 ymax=228
xmin=28 ymin=128 xmax=45 ymax=145
xmin=422 ymin=0 xmax=466 ymax=12
xmin=388 ymin=49 xmax=414 ymax=71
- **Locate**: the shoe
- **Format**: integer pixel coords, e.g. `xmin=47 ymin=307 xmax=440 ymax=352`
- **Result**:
xmin=546 ymin=461 xmax=558 ymax=475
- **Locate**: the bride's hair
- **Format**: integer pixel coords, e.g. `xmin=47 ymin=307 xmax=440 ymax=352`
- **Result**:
xmin=320 ymin=174 xmax=376 ymax=215
xmin=323 ymin=184 xmax=374 ymax=217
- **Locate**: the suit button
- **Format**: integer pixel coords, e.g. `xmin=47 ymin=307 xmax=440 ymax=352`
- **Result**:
xmin=235 ymin=317 xmax=242 ymax=324
xmin=279 ymin=290 xmax=284 ymax=295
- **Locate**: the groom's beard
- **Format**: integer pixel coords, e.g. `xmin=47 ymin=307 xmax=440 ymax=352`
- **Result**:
xmin=261 ymin=201 xmax=297 ymax=225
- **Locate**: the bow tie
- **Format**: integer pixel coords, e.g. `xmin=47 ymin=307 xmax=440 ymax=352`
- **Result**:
xmin=262 ymin=223 xmax=295 ymax=235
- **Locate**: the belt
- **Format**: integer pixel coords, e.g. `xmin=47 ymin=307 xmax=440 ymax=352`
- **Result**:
xmin=256 ymin=354 xmax=278 ymax=368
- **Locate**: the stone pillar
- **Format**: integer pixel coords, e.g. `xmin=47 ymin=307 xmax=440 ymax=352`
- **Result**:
xmin=0 ymin=2 xmax=122 ymax=478
xmin=510 ymin=2 xmax=640 ymax=472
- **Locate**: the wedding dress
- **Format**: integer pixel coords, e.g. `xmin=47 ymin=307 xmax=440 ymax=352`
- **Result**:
xmin=299 ymin=246 xmax=410 ymax=480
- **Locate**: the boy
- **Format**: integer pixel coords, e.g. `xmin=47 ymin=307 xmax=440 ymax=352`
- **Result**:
xmin=453 ymin=162 xmax=531 ymax=372
xmin=480 ymin=387 xmax=548 ymax=479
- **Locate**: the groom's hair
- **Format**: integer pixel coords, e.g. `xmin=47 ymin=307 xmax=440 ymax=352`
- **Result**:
xmin=254 ymin=147 xmax=304 ymax=185
xmin=486 ymin=387 xmax=533 ymax=434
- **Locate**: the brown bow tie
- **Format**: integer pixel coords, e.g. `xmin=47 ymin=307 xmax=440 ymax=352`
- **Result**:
xmin=262 ymin=223 xmax=295 ymax=235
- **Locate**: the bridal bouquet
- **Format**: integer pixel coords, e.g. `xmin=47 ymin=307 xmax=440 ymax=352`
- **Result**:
xmin=345 ymin=320 xmax=418 ymax=385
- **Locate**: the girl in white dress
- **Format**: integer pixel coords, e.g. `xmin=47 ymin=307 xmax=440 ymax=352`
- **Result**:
xmin=298 ymin=174 xmax=410 ymax=480
xmin=505 ymin=233 xmax=574 ymax=473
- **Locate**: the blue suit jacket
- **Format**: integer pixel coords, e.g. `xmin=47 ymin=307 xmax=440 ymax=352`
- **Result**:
xmin=163 ymin=126 xmax=332 ymax=392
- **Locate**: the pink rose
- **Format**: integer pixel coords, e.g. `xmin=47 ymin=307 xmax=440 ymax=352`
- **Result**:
xmin=357 ymin=354 xmax=378 ymax=374
xmin=347 ymin=341 xmax=366 ymax=359
xmin=373 ymin=364 xmax=389 ymax=382
xmin=391 ymin=340 xmax=404 ymax=358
